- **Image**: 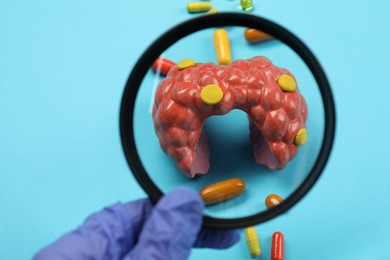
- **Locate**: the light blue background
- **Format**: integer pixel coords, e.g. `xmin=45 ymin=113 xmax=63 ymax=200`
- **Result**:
xmin=1 ymin=0 xmax=389 ymax=259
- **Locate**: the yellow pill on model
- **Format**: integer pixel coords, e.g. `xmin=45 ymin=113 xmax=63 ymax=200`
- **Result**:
xmin=177 ymin=59 xmax=196 ymax=70
xmin=186 ymin=2 xmax=212 ymax=13
xmin=200 ymin=84 xmax=224 ymax=105
xmin=277 ymin=74 xmax=297 ymax=92
xmin=214 ymin=29 xmax=232 ymax=65
xmin=245 ymin=226 xmax=261 ymax=257
xmin=295 ymin=128 xmax=307 ymax=146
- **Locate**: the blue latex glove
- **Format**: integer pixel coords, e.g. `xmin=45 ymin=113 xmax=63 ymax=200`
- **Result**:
xmin=34 ymin=188 xmax=240 ymax=260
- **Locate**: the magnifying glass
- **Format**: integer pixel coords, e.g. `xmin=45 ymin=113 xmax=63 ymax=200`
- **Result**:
xmin=120 ymin=13 xmax=336 ymax=229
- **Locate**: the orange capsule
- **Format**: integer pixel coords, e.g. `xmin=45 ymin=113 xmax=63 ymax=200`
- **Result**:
xmin=265 ymin=194 xmax=283 ymax=209
xmin=244 ymin=28 xmax=272 ymax=43
xmin=214 ymin=29 xmax=232 ymax=65
xmin=199 ymin=178 xmax=245 ymax=205
xmin=271 ymin=231 xmax=284 ymax=260
xmin=152 ymin=57 xmax=176 ymax=76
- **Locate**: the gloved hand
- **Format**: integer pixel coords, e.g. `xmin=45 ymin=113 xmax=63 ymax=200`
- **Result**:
xmin=34 ymin=188 xmax=240 ymax=260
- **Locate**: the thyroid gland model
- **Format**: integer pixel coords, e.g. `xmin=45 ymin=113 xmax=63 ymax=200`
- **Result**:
xmin=152 ymin=56 xmax=308 ymax=178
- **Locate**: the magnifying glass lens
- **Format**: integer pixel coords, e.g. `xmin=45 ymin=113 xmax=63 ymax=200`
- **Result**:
xmin=121 ymin=13 xmax=335 ymax=228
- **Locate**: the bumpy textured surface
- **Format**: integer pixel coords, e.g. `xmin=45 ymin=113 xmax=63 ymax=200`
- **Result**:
xmin=152 ymin=56 xmax=308 ymax=178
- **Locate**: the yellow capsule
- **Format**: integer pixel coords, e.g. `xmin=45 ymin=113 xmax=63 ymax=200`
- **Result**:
xmin=295 ymin=128 xmax=307 ymax=146
xmin=199 ymin=178 xmax=245 ymax=205
xmin=245 ymin=226 xmax=261 ymax=257
xmin=200 ymin=84 xmax=224 ymax=105
xmin=206 ymin=8 xmax=218 ymax=14
xmin=277 ymin=74 xmax=297 ymax=92
xmin=214 ymin=29 xmax=232 ymax=65
xmin=177 ymin=59 xmax=195 ymax=70
xmin=186 ymin=2 xmax=212 ymax=13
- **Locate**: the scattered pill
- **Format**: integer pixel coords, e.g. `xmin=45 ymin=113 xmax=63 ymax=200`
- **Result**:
xmin=265 ymin=194 xmax=283 ymax=209
xmin=277 ymin=74 xmax=297 ymax=92
xmin=214 ymin=29 xmax=232 ymax=65
xmin=244 ymin=28 xmax=272 ymax=43
xmin=200 ymin=84 xmax=224 ymax=105
xmin=295 ymin=128 xmax=307 ymax=146
xmin=199 ymin=178 xmax=245 ymax=205
xmin=186 ymin=2 xmax=212 ymax=13
xmin=271 ymin=232 xmax=284 ymax=260
xmin=245 ymin=226 xmax=261 ymax=257
xmin=240 ymin=0 xmax=253 ymax=11
xmin=152 ymin=57 xmax=176 ymax=76
xmin=177 ymin=59 xmax=196 ymax=70
xmin=207 ymin=8 xmax=218 ymax=14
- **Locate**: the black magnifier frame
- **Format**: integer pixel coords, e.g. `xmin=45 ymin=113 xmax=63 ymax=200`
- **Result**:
xmin=120 ymin=13 xmax=336 ymax=229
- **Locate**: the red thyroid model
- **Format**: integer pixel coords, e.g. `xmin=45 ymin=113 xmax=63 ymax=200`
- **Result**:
xmin=152 ymin=56 xmax=308 ymax=178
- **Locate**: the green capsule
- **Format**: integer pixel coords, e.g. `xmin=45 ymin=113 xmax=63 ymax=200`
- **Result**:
xmin=240 ymin=0 xmax=253 ymax=11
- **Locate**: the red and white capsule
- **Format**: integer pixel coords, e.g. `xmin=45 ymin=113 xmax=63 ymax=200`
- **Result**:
xmin=152 ymin=57 xmax=175 ymax=76
xmin=271 ymin=231 xmax=284 ymax=260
